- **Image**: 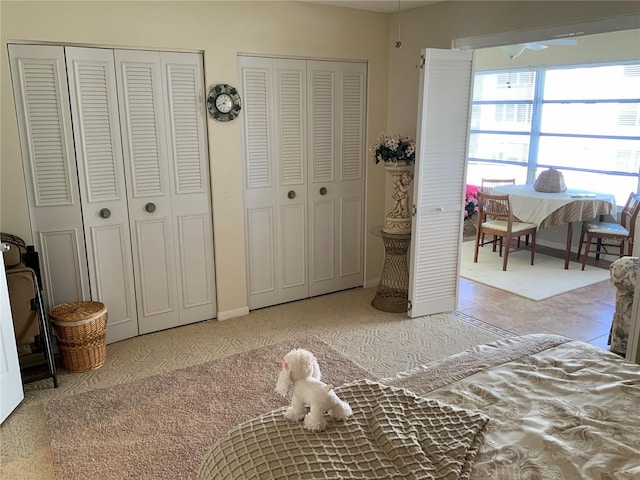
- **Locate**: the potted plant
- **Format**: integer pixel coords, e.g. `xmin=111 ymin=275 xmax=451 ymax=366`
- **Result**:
xmin=370 ymin=133 xmax=416 ymax=234
xmin=464 ymin=184 xmax=479 ymax=235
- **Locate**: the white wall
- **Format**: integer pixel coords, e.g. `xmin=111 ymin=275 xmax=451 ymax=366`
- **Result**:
xmin=0 ymin=1 xmax=390 ymax=317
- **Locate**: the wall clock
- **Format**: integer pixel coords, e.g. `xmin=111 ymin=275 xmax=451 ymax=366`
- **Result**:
xmin=207 ymin=84 xmax=242 ymax=122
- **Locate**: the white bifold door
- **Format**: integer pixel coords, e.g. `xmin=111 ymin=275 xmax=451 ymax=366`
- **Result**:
xmin=409 ymin=49 xmax=474 ymax=318
xmin=9 ymin=44 xmax=216 ymax=343
xmin=239 ymin=56 xmax=366 ymax=310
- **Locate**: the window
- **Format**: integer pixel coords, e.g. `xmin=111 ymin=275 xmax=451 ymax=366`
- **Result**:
xmin=467 ymin=63 xmax=640 ymax=205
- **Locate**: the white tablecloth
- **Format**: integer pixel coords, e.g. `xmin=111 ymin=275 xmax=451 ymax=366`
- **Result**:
xmin=492 ymin=184 xmax=617 ymax=227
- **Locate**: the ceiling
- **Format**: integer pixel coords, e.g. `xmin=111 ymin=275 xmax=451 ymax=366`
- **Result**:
xmin=302 ymin=0 xmax=440 ymax=13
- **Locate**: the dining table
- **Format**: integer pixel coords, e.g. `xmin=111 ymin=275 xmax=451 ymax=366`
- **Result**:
xmin=491 ymin=184 xmax=617 ymax=269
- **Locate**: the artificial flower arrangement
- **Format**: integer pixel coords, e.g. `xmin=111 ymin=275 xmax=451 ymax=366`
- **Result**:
xmin=370 ymin=133 xmax=416 ymax=165
xmin=465 ymin=184 xmax=479 ymax=220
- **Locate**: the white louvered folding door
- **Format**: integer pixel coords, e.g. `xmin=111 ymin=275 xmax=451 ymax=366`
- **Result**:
xmin=160 ymin=52 xmax=216 ymax=326
xmin=115 ymin=49 xmax=216 ymax=334
xmin=9 ymin=44 xmax=216 ymax=342
xmin=307 ymin=61 xmax=365 ymax=297
xmin=8 ymin=45 xmax=91 ymax=310
xmin=240 ymin=56 xmax=365 ymax=310
xmin=409 ymin=49 xmax=474 ymax=317
xmin=65 ymin=47 xmax=138 ymax=342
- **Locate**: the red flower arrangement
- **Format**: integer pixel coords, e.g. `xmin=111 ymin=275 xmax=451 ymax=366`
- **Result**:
xmin=464 ymin=184 xmax=479 ymax=220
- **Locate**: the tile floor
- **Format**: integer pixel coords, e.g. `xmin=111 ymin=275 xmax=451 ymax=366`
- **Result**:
xmin=456 ymin=243 xmax=616 ymax=351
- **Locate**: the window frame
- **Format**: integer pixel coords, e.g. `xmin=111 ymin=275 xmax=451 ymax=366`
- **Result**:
xmin=468 ymin=60 xmax=640 ymax=188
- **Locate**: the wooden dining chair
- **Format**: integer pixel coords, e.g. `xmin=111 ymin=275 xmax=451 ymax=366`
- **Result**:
xmin=576 ymin=192 xmax=640 ymax=271
xmin=479 ymin=178 xmax=517 ymax=246
xmin=480 ymin=178 xmax=516 ymax=193
xmin=474 ymin=192 xmax=537 ymax=271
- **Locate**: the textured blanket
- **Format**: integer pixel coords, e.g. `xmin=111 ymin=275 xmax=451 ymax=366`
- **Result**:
xmin=197 ymin=380 xmax=489 ymax=479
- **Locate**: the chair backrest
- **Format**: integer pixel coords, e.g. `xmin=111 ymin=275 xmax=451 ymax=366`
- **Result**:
xmin=621 ymin=192 xmax=640 ymax=234
xmin=477 ymin=192 xmax=512 ymax=225
xmin=480 ymin=178 xmax=516 ymax=194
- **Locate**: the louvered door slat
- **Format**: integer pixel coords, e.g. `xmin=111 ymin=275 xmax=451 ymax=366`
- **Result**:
xmin=342 ymin=72 xmax=364 ymax=180
xmin=278 ymin=69 xmax=305 ymax=185
xmin=310 ymin=71 xmax=335 ymax=183
xmin=243 ymin=69 xmax=272 ymax=188
xmin=21 ymin=61 xmax=73 ymax=205
xmin=120 ymin=63 xmax=163 ymax=196
xmin=165 ymin=62 xmax=204 ymax=193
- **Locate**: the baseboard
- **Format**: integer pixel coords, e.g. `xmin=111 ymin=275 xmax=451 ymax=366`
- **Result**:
xmin=363 ymin=277 xmax=380 ymax=289
xmin=217 ymin=306 xmax=250 ymax=321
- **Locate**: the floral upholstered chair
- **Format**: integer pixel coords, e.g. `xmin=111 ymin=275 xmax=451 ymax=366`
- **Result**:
xmin=609 ymin=256 xmax=638 ymax=355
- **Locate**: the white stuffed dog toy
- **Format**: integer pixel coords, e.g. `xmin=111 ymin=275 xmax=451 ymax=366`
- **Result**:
xmin=275 ymin=348 xmax=353 ymax=432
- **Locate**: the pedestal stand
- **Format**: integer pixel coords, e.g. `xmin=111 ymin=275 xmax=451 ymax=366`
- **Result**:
xmin=371 ymin=229 xmax=411 ymax=313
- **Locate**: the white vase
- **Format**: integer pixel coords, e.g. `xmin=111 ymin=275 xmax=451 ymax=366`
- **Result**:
xmin=382 ymin=162 xmax=414 ymax=235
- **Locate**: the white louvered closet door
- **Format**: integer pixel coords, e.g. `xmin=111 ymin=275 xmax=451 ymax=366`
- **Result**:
xmin=65 ymin=47 xmax=139 ymax=343
xmin=240 ymin=56 xmax=309 ymax=310
xmin=307 ymin=61 xmax=365 ymax=297
xmin=8 ymin=44 xmax=91 ymax=310
xmin=160 ymin=52 xmax=216 ymax=325
xmin=115 ymin=49 xmax=180 ymax=334
xmin=240 ymin=56 xmax=365 ymax=310
xmin=409 ymin=49 xmax=474 ymax=317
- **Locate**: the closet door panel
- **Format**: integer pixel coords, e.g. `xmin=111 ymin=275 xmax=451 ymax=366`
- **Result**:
xmin=8 ymin=44 xmax=90 ymax=309
xmin=273 ymin=59 xmax=308 ymax=304
xmin=115 ymin=49 xmax=179 ymax=332
xmin=307 ymin=61 xmax=365 ymax=296
xmin=409 ymin=49 xmax=474 ymax=317
xmin=311 ymin=199 xmax=334 ymax=282
xmin=246 ymin=207 xmax=276 ymax=298
xmin=135 ymin=218 xmax=176 ymax=332
xmin=161 ymin=52 xmax=216 ymax=323
xmin=65 ymin=46 xmax=138 ymax=343
xmin=240 ymin=57 xmax=278 ymax=309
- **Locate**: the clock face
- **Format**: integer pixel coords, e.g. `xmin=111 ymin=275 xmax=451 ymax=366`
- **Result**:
xmin=207 ymin=84 xmax=242 ymax=122
xmin=215 ymin=93 xmax=233 ymax=114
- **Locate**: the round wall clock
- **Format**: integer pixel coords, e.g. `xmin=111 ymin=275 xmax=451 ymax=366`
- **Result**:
xmin=207 ymin=84 xmax=242 ymax=122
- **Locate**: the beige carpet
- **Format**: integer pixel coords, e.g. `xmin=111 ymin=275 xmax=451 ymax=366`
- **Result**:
xmin=460 ymin=240 xmax=611 ymax=301
xmin=43 ymin=336 xmax=371 ymax=480
xmin=1 ymin=287 xmax=508 ymax=480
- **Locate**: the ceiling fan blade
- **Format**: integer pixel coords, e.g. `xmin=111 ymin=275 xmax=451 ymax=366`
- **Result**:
xmin=523 ymin=43 xmax=548 ymax=51
xmin=541 ymin=38 xmax=579 ymax=46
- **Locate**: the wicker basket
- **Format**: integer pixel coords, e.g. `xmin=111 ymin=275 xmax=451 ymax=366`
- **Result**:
xmin=49 ymin=301 xmax=107 ymax=372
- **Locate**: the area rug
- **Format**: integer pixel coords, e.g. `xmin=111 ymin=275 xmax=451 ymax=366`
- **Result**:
xmin=43 ymin=336 xmax=372 ymax=480
xmin=460 ymin=240 xmax=610 ymax=301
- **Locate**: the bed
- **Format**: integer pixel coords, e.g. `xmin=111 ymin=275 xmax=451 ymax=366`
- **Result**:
xmin=197 ymin=334 xmax=640 ymax=479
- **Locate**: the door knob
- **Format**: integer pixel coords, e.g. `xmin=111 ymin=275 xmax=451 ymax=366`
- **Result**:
xmin=287 ymin=190 xmax=296 ymax=199
xmin=145 ymin=202 xmax=156 ymax=213
xmin=319 ymin=187 xmax=327 ymax=195
xmin=99 ymin=208 xmax=111 ymax=219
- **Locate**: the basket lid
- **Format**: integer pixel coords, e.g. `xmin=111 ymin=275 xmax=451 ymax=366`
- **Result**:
xmin=49 ymin=301 xmax=107 ymax=323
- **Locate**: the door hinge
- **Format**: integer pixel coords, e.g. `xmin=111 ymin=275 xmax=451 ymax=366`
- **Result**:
xmin=419 ymin=55 xmax=425 ymax=69
xmin=408 ymin=300 xmax=412 ymax=312
xmin=412 ymin=205 xmax=417 ymax=216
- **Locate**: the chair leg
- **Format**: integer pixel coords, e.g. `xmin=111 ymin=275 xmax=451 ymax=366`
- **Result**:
xmin=595 ymin=238 xmax=602 ymax=261
xmin=502 ymin=236 xmax=510 ymax=271
xmin=530 ymin=232 xmax=536 ymax=265
xmin=581 ymin=233 xmax=592 ymax=271
xmin=474 ymin=230 xmax=481 ymax=263
xmin=576 ymin=227 xmax=586 ymax=261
